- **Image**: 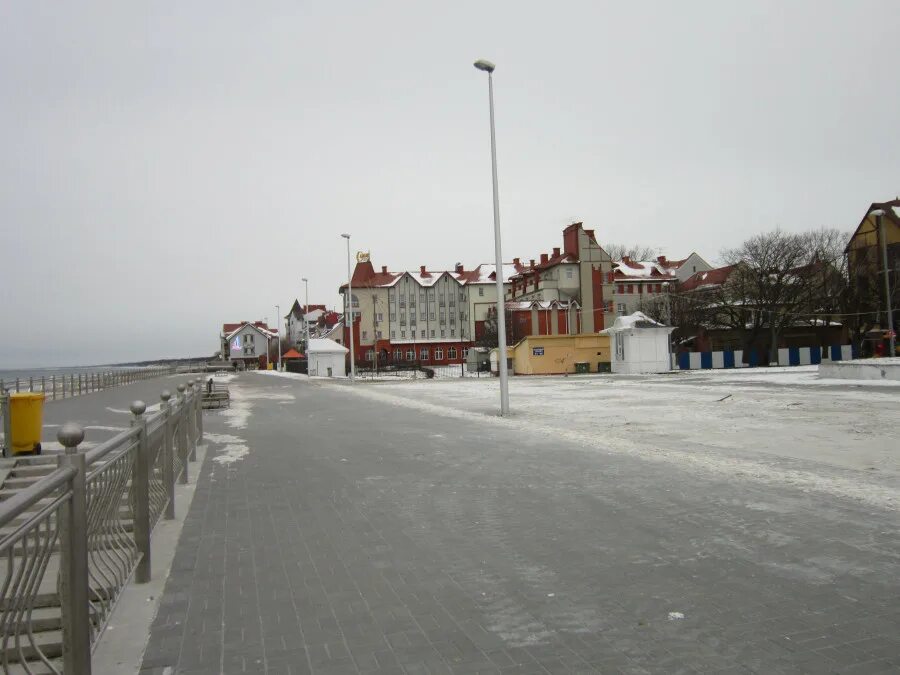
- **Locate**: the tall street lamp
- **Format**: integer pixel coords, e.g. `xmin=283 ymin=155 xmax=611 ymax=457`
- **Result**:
xmin=474 ymin=58 xmax=509 ymax=415
xmin=341 ymin=233 xmax=356 ymax=382
xmin=275 ymin=305 xmax=282 ymax=371
xmin=870 ymin=209 xmax=896 ymax=357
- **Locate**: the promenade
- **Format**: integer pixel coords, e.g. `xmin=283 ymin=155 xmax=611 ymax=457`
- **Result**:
xmin=130 ymin=373 xmax=900 ymax=674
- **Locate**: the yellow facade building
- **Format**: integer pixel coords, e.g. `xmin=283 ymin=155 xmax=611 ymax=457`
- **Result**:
xmin=507 ymin=333 xmax=611 ymax=375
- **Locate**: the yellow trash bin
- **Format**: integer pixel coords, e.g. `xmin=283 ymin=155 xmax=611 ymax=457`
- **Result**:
xmin=9 ymin=393 xmax=45 ymax=455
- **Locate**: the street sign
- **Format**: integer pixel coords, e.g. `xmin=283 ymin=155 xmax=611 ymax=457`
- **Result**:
xmin=533 ymin=347 xmax=544 ymax=356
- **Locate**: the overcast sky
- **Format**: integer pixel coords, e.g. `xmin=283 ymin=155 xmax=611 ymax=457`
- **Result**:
xmin=2 ymin=1 xmax=898 ymax=367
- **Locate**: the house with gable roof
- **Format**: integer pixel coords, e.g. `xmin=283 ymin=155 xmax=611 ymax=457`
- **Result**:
xmin=337 ymin=257 xmax=525 ymax=367
xmin=220 ymin=321 xmax=278 ymax=369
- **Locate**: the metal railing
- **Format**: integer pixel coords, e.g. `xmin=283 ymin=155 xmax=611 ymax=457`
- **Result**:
xmin=0 ymin=363 xmax=207 ymax=402
xmin=0 ymin=379 xmax=205 ymax=674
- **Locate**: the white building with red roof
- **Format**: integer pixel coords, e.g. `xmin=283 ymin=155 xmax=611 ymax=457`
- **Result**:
xmin=613 ymin=252 xmax=712 ymax=315
xmin=338 ymin=258 xmax=525 ymax=367
xmin=220 ymin=321 xmax=279 ymax=369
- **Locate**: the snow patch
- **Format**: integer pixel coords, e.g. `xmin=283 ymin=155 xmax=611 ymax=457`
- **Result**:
xmin=668 ymin=611 xmax=685 ymax=620
xmin=212 ymin=443 xmax=249 ymax=465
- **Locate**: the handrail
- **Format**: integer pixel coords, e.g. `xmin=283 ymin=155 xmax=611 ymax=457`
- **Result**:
xmin=0 ymin=466 xmax=77 ymax=529
xmin=84 ymin=426 xmax=142 ymax=466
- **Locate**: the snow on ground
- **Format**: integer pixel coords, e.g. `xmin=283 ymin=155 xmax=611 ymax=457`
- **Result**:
xmin=338 ymin=368 xmax=899 ymax=510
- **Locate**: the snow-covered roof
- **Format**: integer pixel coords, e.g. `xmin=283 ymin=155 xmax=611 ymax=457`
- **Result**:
xmin=304 ymin=309 xmax=324 ymax=322
xmin=308 ymin=338 xmax=348 ymax=354
xmin=463 ymin=263 xmax=521 ymax=284
xmin=224 ymin=322 xmax=277 ymax=341
xmin=600 ymin=311 xmax=673 ymax=334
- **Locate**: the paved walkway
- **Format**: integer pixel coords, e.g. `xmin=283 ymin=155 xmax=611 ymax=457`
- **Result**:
xmin=139 ymin=374 xmax=900 ymax=674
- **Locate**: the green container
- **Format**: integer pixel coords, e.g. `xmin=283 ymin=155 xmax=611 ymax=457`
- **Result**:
xmin=574 ymin=362 xmax=590 ymax=374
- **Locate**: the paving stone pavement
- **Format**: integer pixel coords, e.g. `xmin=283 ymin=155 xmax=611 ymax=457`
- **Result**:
xmin=138 ymin=374 xmax=900 ymax=674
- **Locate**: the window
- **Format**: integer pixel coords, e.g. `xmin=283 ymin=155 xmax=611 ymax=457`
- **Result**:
xmin=449 ymin=297 xmax=456 ymax=307
xmin=656 ymin=284 xmax=662 ymax=293
xmin=566 ymin=268 xmax=574 ymax=279
xmin=377 ymin=313 xmax=383 ymax=321
xmin=617 ymin=284 xmax=624 ymax=293
xmin=420 ymin=348 xmax=429 ymax=360
xmin=393 ymin=349 xmax=402 ymax=361
xmin=628 ymin=284 xmax=634 ymax=294
xmin=440 ymin=316 xmax=446 ymax=325
xmin=450 ymin=329 xmax=455 ymax=337
xmin=420 ymin=291 xmax=426 ymax=303
xmin=376 ymin=331 xmax=382 ymax=339
xmin=463 ymin=348 xmax=469 ymax=359
xmin=406 ymin=349 xmax=415 ymax=361
xmin=362 ymin=330 xmax=367 ymax=339
xmin=617 ymin=303 xmax=627 ymax=313
xmin=400 ymin=313 xmax=406 ymax=324
xmin=365 ymin=350 xmax=374 ymax=361
xmin=421 ymin=330 xmax=425 ymax=338
xmin=449 ymin=347 xmax=457 ymax=359
xmin=459 ymin=292 xmax=465 ymax=301
xmin=450 ymin=316 xmax=456 ymax=325
xmin=692 ymin=266 xmax=696 ymax=272
xmin=391 ymin=330 xmax=396 ymax=339
xmin=430 ymin=330 xmax=435 ymax=337
xmin=420 ymin=311 xmax=426 ymax=321
xmin=410 ymin=315 xmax=417 ymax=325
xmin=390 ymin=312 xmax=396 ymax=321
xmin=435 ymin=348 xmax=444 ymax=360
xmin=401 ymin=330 xmax=406 ymax=338
xmin=399 ymin=297 xmax=406 ymax=307
xmin=430 ymin=312 xmax=435 ymax=320
xmin=479 ymin=287 xmax=484 ymax=296
xmin=441 ymin=330 xmax=445 ymax=338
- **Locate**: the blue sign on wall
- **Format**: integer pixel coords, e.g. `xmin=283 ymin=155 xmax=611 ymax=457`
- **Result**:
xmin=533 ymin=347 xmax=544 ymax=356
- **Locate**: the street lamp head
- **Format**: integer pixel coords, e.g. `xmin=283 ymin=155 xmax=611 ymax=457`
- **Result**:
xmin=340 ymin=233 xmax=350 ymax=239
xmin=301 ymin=277 xmax=308 ymax=282
xmin=870 ymin=209 xmax=886 ymax=217
xmin=474 ymin=59 xmax=496 ymax=73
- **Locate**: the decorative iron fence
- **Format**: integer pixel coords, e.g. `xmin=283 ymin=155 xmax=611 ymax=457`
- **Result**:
xmin=0 ymin=379 xmax=204 ymax=674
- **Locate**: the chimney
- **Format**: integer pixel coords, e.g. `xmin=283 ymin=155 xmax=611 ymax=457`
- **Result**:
xmin=513 ymin=257 xmax=520 ymax=267
xmin=657 ymin=255 xmax=667 ymax=265
xmin=540 ymin=253 xmax=549 ymax=265
xmin=455 ymin=263 xmax=463 ymax=273
xmin=622 ymin=255 xmax=631 ymax=264
xmin=530 ymin=259 xmax=536 ymax=268
xmin=553 ymin=247 xmax=560 ymax=258
xmin=420 ymin=265 xmax=426 ymax=275
xmin=381 ymin=265 xmax=388 ymax=274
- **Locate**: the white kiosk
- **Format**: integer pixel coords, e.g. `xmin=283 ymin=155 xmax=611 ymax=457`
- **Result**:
xmin=600 ymin=312 xmax=675 ymax=374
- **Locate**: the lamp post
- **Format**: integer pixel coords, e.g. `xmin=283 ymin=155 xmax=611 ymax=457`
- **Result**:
xmin=870 ymin=209 xmax=896 ymax=357
xmin=341 ymin=233 xmax=356 ymax=382
xmin=301 ymin=277 xmax=310 ymax=345
xmin=474 ymin=58 xmax=509 ymax=415
xmin=275 ymin=305 xmax=282 ymax=371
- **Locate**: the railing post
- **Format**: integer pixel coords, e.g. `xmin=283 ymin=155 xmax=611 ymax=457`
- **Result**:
xmin=160 ymin=390 xmax=176 ymax=518
xmin=57 ymin=423 xmax=92 ymax=675
xmin=195 ymin=379 xmax=203 ymax=443
xmin=186 ymin=380 xmax=198 ymax=460
xmin=1 ymin=388 xmax=10 ymax=458
xmin=176 ymin=384 xmax=189 ymax=483
xmin=130 ymin=401 xmax=151 ymax=583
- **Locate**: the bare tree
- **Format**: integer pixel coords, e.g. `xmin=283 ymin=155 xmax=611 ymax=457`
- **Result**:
xmin=603 ymin=243 xmax=657 ymax=262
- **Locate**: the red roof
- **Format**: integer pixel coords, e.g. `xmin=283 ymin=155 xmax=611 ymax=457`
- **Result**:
xmin=282 ymin=348 xmax=303 ymax=359
xmin=679 ymin=265 xmax=737 ymax=292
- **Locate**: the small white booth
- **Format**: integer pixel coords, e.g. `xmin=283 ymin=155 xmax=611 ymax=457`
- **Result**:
xmin=600 ymin=312 xmax=675 ymax=374
xmin=307 ymin=338 xmax=348 ymax=377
